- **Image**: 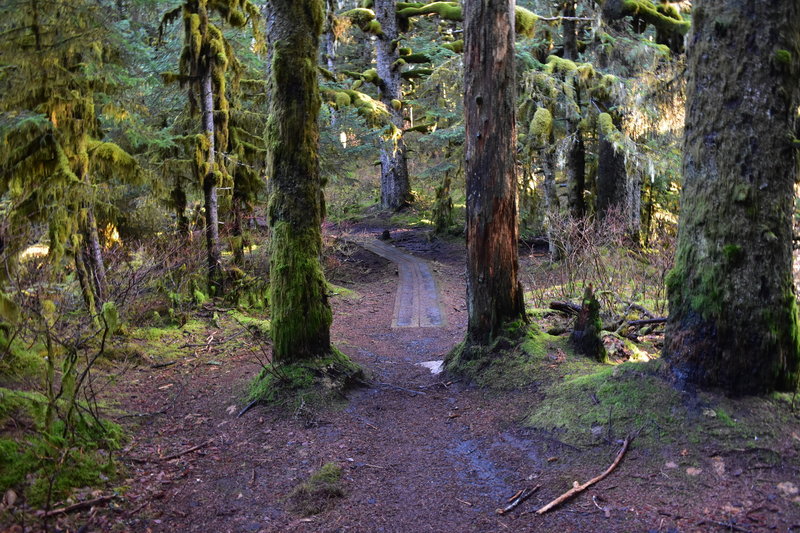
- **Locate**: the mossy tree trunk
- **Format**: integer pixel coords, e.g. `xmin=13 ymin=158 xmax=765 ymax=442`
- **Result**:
xmin=201 ymin=69 xmax=223 ymax=295
xmin=541 ymin=130 xmax=561 ymax=260
xmin=664 ymin=0 xmax=800 ymax=394
xmin=265 ymin=0 xmax=333 ymax=363
xmin=565 ymin=95 xmax=585 ymax=219
xmin=597 ymin=113 xmax=641 ymax=241
xmin=562 ymin=1 xmax=584 ymax=220
xmin=375 ymin=0 xmax=412 ymax=210
xmin=462 ymin=0 xmax=526 ymax=347
xmin=171 ymin=181 xmax=189 ymax=235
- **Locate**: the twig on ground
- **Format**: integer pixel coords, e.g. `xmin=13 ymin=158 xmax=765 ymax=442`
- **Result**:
xmin=237 ymin=399 xmax=260 ymax=418
xmin=697 ymin=519 xmax=752 ymax=533
xmin=44 ymin=495 xmax=115 ymax=517
xmin=536 ymin=437 xmax=630 ymax=515
xmin=377 ymin=382 xmax=426 ymax=395
xmin=150 ymin=361 xmax=177 ymax=369
xmin=160 ymin=439 xmax=214 ymax=462
xmin=496 ymin=485 xmax=540 ymax=515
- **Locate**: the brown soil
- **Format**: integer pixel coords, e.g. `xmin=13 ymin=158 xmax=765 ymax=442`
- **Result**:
xmin=20 ymin=225 xmax=800 ymax=532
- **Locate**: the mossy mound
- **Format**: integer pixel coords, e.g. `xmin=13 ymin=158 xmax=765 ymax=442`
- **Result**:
xmin=445 ymin=322 xmax=567 ymax=389
xmin=248 ymin=348 xmax=364 ymax=407
xmin=287 ymin=462 xmax=345 ymax=516
xmin=524 ymin=356 xmax=800 ymax=452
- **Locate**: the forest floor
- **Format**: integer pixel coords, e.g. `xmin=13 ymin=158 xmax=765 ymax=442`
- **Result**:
xmin=11 ymin=222 xmax=800 ymax=532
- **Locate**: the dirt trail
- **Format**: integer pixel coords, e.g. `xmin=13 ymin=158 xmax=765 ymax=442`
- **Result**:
xmin=105 ymin=230 xmax=791 ymax=533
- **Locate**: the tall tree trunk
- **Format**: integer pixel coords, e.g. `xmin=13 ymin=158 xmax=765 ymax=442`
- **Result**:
xmin=596 ymin=114 xmax=641 ymax=241
xmin=324 ymin=0 xmax=338 ymax=127
xmin=201 ymin=69 xmax=222 ymax=295
xmin=462 ymin=0 xmax=525 ymax=347
xmin=565 ymin=96 xmax=585 ymax=218
xmin=83 ymin=206 xmax=107 ymax=302
xmin=171 ymin=182 xmax=189 ymax=235
xmin=541 ymin=132 xmax=561 ymax=260
xmin=664 ymin=0 xmax=800 ymax=394
xmin=562 ymin=2 xmax=584 ymax=219
xmin=596 ymin=119 xmax=627 ymax=219
xmin=231 ymin=195 xmax=244 ymax=265
xmin=266 ymin=0 xmax=333 ymax=363
xmin=375 ymin=0 xmax=412 ymax=210
xmin=562 ymin=1 xmax=577 ymax=60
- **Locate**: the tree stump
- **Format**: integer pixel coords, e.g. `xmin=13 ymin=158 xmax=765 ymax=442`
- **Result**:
xmin=570 ymin=285 xmax=607 ymax=362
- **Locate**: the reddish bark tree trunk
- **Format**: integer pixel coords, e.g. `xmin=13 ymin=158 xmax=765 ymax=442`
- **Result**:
xmin=463 ymin=0 xmax=525 ymax=346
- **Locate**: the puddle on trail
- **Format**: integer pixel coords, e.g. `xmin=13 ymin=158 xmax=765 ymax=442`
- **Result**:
xmin=418 ymin=360 xmax=444 ymax=374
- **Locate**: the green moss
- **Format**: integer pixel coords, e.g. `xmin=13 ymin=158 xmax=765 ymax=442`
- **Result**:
xmin=544 ymin=55 xmax=578 ymax=74
xmin=446 ymin=324 xmax=566 ymax=388
xmin=0 ymin=388 xmax=123 ymax=505
xmin=397 ymin=2 xmax=462 ymax=21
xmin=529 ymin=107 xmax=552 ymax=143
xmin=248 ymin=347 xmax=363 ymax=406
xmin=620 ymin=0 xmax=690 ymax=35
xmin=287 ymin=462 xmax=344 ymax=516
xmin=597 ymin=112 xmax=615 ymax=136
xmin=228 ymin=309 xmax=271 ymax=338
xmin=525 ymin=360 xmax=685 ymax=446
xmin=514 ymin=6 xmax=537 ymax=38
xmin=774 ymin=49 xmax=792 ymax=67
xmin=442 ymin=39 xmax=463 ymax=53
xmin=722 ymin=244 xmax=744 ymax=266
xmin=327 ymin=283 xmax=360 ymax=301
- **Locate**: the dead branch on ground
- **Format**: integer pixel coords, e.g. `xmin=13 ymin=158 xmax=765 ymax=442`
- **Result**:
xmin=536 ymin=437 xmax=630 ymax=515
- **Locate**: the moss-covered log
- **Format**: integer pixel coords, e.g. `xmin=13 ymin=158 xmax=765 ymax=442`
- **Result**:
xmin=602 ymin=0 xmax=689 ymax=52
xmin=265 ymin=0 xmax=337 ymax=363
xmin=664 ymin=0 xmax=800 ymax=394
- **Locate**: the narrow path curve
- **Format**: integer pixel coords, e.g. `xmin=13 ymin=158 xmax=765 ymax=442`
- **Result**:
xmin=348 ymin=238 xmax=445 ymax=328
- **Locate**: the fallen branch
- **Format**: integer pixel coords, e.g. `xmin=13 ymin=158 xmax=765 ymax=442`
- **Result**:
xmin=627 ymin=318 xmax=667 ymax=327
xmin=497 ymin=485 xmax=540 ymax=515
xmin=160 ymin=439 xmax=214 ymax=462
xmin=536 ymin=437 xmax=630 ymax=515
xmin=44 ymin=495 xmax=115 ymax=517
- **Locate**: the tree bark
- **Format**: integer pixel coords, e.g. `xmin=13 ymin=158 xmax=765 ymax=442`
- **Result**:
xmin=565 ymin=94 xmax=585 ymax=219
xmin=375 ymin=0 xmax=412 ymax=210
xmin=83 ymin=202 xmax=107 ymax=303
xmin=201 ymin=68 xmax=222 ymax=295
xmin=541 ymin=131 xmax=561 ymax=260
xmin=463 ymin=0 xmax=526 ymax=346
xmin=664 ymin=0 xmax=800 ymax=394
xmin=171 ymin=182 xmax=189 ymax=236
xmin=265 ymin=0 xmax=333 ymax=363
xmin=562 ymin=1 xmax=577 ymax=61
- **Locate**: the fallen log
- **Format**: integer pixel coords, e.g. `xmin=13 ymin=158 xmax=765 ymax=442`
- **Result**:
xmin=549 ymin=301 xmax=581 ymax=316
xmin=536 ymin=437 xmax=630 ymax=515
